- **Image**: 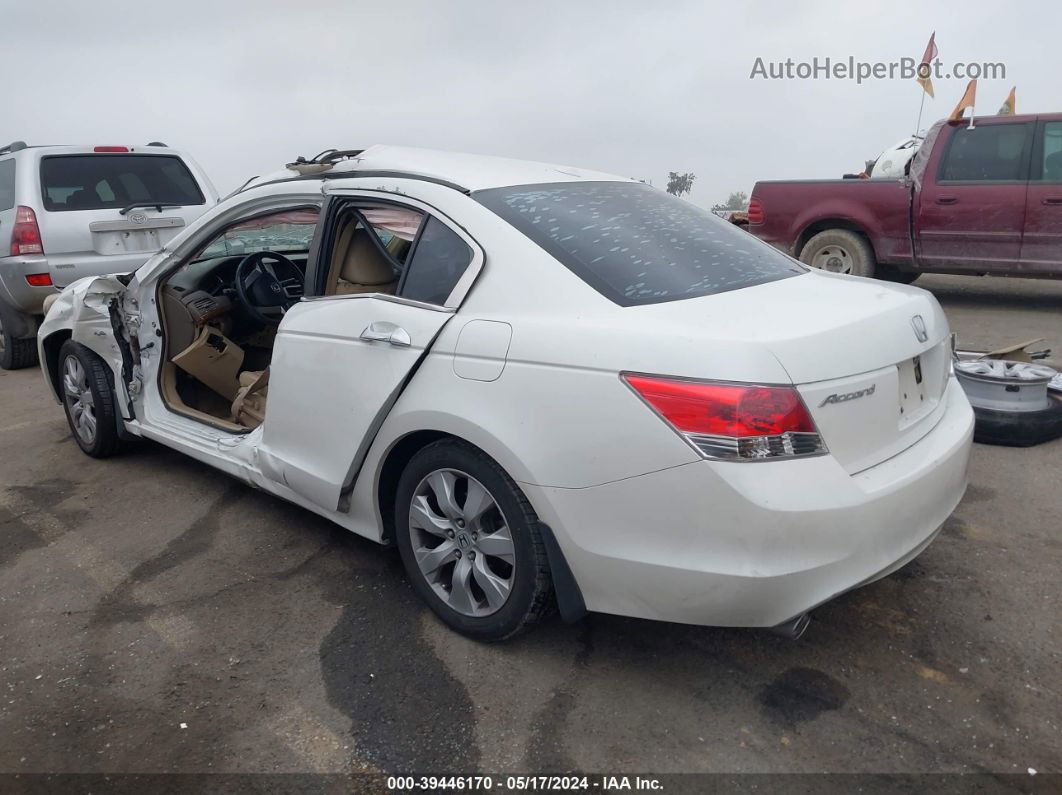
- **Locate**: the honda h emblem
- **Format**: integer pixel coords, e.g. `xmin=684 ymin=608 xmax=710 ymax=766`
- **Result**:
xmin=911 ymin=315 xmax=928 ymax=343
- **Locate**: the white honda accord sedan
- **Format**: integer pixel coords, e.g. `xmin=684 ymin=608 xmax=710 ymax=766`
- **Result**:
xmin=37 ymin=146 xmax=973 ymax=640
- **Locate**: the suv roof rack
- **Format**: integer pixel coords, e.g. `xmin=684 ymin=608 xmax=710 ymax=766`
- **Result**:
xmin=0 ymin=141 xmax=28 ymax=155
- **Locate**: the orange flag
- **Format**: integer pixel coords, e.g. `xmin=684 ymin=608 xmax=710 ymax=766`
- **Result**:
xmin=916 ymin=32 xmax=937 ymax=97
xmin=949 ymin=79 xmax=977 ymax=121
xmin=998 ymin=86 xmax=1016 ymax=115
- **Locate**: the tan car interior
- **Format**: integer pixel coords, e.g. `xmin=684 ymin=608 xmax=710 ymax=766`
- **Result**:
xmin=157 ymin=204 xmax=422 ymax=432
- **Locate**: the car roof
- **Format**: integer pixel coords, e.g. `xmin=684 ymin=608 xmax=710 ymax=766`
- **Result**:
xmin=241 ymin=145 xmax=632 ymax=195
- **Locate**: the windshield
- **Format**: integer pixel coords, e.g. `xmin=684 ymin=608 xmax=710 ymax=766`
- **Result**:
xmin=39 ymin=154 xmax=205 ymax=212
xmin=196 ymin=208 xmax=320 ymax=260
xmin=475 ymin=180 xmax=804 ymax=306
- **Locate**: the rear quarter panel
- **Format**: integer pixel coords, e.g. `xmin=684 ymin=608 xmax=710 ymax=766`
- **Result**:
xmin=749 ymin=179 xmax=914 ymax=264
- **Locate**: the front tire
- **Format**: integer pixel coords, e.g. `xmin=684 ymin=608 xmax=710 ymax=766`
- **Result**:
xmin=800 ymin=229 xmax=876 ymax=278
xmin=394 ymin=440 xmax=554 ymax=641
xmin=58 ymin=340 xmax=122 ymax=458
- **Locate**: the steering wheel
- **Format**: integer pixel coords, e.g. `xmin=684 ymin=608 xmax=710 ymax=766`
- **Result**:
xmin=233 ymin=251 xmax=304 ymax=325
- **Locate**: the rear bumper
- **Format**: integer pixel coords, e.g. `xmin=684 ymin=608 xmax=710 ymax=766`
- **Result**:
xmin=0 ymin=255 xmax=58 ymax=317
xmin=523 ymin=378 xmax=974 ymax=628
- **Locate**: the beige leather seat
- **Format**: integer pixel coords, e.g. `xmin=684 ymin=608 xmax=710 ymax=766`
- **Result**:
xmin=231 ymin=369 xmax=269 ymax=429
xmin=334 ymin=226 xmax=398 ymax=295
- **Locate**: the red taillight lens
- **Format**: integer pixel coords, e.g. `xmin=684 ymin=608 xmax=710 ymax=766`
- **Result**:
xmin=93 ymin=146 xmax=129 ymax=152
xmin=26 ymin=273 xmax=52 ymax=287
xmin=747 ymin=198 xmax=764 ymax=224
xmin=623 ymin=374 xmax=825 ymax=460
xmin=10 ymin=206 xmax=44 ymax=256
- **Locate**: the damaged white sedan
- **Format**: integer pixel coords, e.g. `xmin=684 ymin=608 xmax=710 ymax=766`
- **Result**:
xmin=38 ymin=146 xmax=974 ymax=640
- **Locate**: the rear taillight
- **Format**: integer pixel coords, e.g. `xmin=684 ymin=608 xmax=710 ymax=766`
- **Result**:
xmin=93 ymin=145 xmax=129 ymax=152
xmin=747 ymin=198 xmax=764 ymax=224
xmin=10 ymin=206 xmax=44 ymax=256
xmin=623 ymin=373 xmax=826 ymax=461
xmin=26 ymin=273 xmax=52 ymax=287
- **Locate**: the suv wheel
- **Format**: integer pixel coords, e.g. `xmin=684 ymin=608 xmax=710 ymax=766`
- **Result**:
xmin=394 ymin=440 xmax=554 ymax=641
xmin=0 ymin=302 xmax=39 ymax=370
xmin=58 ymin=340 xmax=122 ymax=458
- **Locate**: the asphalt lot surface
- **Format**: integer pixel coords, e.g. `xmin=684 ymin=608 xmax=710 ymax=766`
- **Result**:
xmin=1 ymin=274 xmax=1059 ymax=777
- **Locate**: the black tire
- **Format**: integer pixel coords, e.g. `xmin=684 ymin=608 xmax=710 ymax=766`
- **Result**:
xmin=0 ymin=301 xmax=39 ymax=370
xmin=972 ymin=397 xmax=1062 ymax=447
xmin=394 ymin=439 xmax=554 ymax=641
xmin=877 ymin=265 xmax=920 ymax=285
xmin=800 ymin=229 xmax=876 ymax=278
xmin=57 ymin=340 xmax=122 ymax=458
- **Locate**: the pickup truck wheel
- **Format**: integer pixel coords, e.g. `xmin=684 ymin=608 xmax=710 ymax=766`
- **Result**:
xmin=800 ymin=230 xmax=875 ymax=278
xmin=0 ymin=302 xmax=39 ymax=370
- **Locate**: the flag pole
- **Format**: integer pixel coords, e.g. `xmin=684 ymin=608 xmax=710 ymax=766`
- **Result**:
xmin=968 ymin=101 xmax=976 ymax=129
xmin=916 ymin=90 xmax=927 ymax=135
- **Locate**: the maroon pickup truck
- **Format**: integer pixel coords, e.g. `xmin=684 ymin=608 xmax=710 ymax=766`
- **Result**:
xmin=747 ymin=113 xmax=1062 ymax=282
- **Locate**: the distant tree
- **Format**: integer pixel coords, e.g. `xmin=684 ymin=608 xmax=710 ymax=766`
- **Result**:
xmin=711 ymin=191 xmax=748 ymax=212
xmin=666 ymin=171 xmax=696 ymax=197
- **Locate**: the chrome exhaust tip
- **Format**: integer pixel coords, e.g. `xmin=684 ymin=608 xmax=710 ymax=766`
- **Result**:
xmin=770 ymin=613 xmax=811 ymax=640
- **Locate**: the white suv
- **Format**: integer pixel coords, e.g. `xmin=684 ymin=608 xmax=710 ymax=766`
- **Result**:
xmin=0 ymin=141 xmax=217 ymax=368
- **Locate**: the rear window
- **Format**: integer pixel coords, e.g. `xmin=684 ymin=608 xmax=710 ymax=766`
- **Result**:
xmin=474 ymin=181 xmax=803 ymax=306
xmin=39 ymin=154 xmax=205 ymax=212
xmin=0 ymin=159 xmax=14 ymax=211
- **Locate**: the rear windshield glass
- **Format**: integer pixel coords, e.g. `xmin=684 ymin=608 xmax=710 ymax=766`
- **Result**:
xmin=474 ymin=181 xmax=803 ymax=306
xmin=40 ymin=154 xmax=205 ymax=212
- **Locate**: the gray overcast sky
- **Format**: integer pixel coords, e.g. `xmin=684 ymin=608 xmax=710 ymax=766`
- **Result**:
xmin=2 ymin=0 xmax=1056 ymax=206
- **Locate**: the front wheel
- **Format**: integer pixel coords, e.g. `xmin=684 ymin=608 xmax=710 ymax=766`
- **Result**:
xmin=58 ymin=340 xmax=122 ymax=458
xmin=394 ymin=440 xmax=555 ymax=641
xmin=800 ymin=229 xmax=876 ymax=278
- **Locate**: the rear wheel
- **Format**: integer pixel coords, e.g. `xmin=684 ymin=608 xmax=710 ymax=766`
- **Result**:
xmin=800 ymin=229 xmax=876 ymax=278
xmin=58 ymin=340 xmax=122 ymax=458
xmin=0 ymin=302 xmax=39 ymax=370
xmin=394 ymin=440 xmax=554 ymax=641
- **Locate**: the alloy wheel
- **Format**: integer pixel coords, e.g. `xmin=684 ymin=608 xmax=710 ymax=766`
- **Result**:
xmin=62 ymin=355 xmax=97 ymax=444
xmin=408 ymin=468 xmax=516 ymax=617
xmin=810 ymin=245 xmax=853 ymax=274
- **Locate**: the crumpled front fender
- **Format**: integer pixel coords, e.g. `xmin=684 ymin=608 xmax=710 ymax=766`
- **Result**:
xmin=37 ymin=275 xmax=130 ymax=406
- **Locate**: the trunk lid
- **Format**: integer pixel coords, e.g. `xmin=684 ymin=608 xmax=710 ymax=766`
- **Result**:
xmin=628 ymin=270 xmax=952 ymax=473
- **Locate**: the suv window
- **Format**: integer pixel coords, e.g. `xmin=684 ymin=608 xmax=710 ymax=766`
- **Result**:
xmin=1039 ymin=122 xmax=1062 ymax=181
xmin=400 ymin=216 xmax=473 ymax=305
xmin=40 ymin=154 xmax=205 ymax=212
xmin=475 ymin=181 xmax=803 ymax=307
xmin=939 ymin=123 xmax=1032 ymax=182
xmin=0 ymin=159 xmax=14 ymax=211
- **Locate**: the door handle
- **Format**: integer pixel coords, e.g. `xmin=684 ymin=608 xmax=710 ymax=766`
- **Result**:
xmin=1042 ymin=197 xmax=1062 ymax=205
xmin=935 ymin=196 xmax=958 ymax=205
xmin=361 ymin=321 xmax=411 ymax=347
